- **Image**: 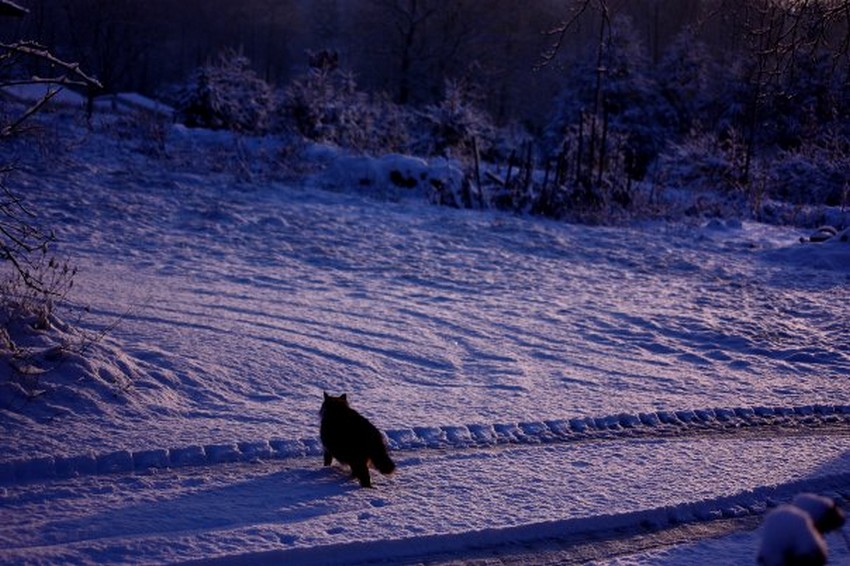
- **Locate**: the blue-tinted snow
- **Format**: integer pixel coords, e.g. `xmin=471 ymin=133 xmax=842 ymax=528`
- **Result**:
xmin=1 ymin=107 xmax=849 ymax=565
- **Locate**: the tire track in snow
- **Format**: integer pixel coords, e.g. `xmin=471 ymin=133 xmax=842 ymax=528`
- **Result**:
xmin=3 ymin=404 xmax=850 ymax=484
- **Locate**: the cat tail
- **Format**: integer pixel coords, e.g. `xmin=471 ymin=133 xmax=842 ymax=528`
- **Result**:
xmin=372 ymin=446 xmax=396 ymax=475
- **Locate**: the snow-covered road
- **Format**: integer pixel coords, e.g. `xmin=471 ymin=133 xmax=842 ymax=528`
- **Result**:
xmin=3 ymin=417 xmax=850 ymax=565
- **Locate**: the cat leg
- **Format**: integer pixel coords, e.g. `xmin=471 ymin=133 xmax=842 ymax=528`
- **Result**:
xmin=351 ymin=460 xmax=372 ymax=488
xmin=323 ymin=450 xmax=333 ymax=466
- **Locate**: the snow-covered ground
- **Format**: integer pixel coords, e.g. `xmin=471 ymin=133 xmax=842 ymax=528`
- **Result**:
xmin=1 ymin=106 xmax=849 ymax=564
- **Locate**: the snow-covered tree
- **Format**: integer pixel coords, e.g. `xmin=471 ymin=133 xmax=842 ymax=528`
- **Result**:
xmin=546 ymin=13 xmax=674 ymax=188
xmin=657 ymin=28 xmax=718 ymax=134
xmin=715 ymin=0 xmax=850 ymax=184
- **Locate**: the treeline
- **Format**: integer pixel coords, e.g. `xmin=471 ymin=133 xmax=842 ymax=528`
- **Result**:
xmin=3 ymin=0 xmax=850 ymax=215
xmin=4 ymin=0 xmax=557 ymax=120
xmin=8 ymin=0 xmax=843 ymax=125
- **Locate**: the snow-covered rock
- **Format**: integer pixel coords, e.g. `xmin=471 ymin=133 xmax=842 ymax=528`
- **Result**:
xmin=792 ymin=493 xmax=846 ymax=534
xmin=757 ymin=504 xmax=827 ymax=566
xmin=757 ymin=494 xmax=845 ymax=566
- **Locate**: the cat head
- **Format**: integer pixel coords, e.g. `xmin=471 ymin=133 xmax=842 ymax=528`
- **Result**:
xmin=321 ymin=392 xmax=349 ymax=415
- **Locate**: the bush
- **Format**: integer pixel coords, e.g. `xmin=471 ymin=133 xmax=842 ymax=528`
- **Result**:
xmin=658 ymin=128 xmax=749 ymax=194
xmin=0 ymin=250 xmax=76 ymax=334
xmin=283 ymin=52 xmax=412 ymax=154
xmin=416 ymin=79 xmax=496 ymax=159
xmin=769 ymin=133 xmax=850 ymax=207
xmin=0 ymin=41 xmax=93 ymax=388
xmin=175 ymin=49 xmax=276 ymax=133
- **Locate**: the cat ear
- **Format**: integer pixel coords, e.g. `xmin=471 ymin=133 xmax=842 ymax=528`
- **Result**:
xmin=323 ymin=391 xmax=330 ymax=400
xmin=340 ymin=394 xmax=347 ymax=402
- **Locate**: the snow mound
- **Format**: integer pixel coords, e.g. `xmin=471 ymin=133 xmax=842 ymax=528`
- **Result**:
xmin=0 ymin=313 xmax=137 ymax=415
xmin=766 ymin=226 xmax=850 ymax=272
xmin=758 ymin=505 xmax=827 ymax=566
xmin=3 ymin=403 xmax=848 ymax=484
xmin=1 ymin=83 xmax=87 ymax=107
xmin=756 ymin=492 xmax=846 ymax=566
xmin=315 ymin=153 xmax=467 ymax=204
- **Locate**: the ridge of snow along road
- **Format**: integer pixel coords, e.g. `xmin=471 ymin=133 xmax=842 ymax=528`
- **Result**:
xmin=176 ymin=473 xmax=850 ymax=566
xmin=3 ymin=404 xmax=849 ymax=484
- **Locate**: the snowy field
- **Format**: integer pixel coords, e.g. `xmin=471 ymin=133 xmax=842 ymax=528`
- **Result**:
xmin=1 ymin=107 xmax=850 ymax=564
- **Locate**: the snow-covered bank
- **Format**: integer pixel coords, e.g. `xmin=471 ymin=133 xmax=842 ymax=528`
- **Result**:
xmin=4 ymin=138 xmax=849 ymax=463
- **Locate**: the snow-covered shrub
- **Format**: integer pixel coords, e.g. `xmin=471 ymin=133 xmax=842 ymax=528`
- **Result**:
xmin=283 ymin=55 xmax=411 ymax=154
xmin=284 ymin=64 xmax=358 ymax=142
xmin=416 ymin=79 xmax=496 ymax=159
xmin=770 ymin=153 xmax=847 ymax=207
xmin=175 ymin=49 xmax=276 ymax=133
xmin=658 ymin=128 xmax=749 ymax=194
xmin=1 ymin=151 xmax=77 ymax=358
xmin=662 ymin=123 xmax=850 ymax=218
xmin=365 ymin=92 xmax=413 ymax=154
xmin=0 ymin=250 xmax=76 ymax=334
xmin=0 ymin=41 xmax=91 ymax=364
xmin=768 ymin=127 xmax=850 ymax=207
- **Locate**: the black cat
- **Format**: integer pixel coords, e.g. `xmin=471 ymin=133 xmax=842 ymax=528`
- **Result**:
xmin=320 ymin=392 xmax=395 ymax=488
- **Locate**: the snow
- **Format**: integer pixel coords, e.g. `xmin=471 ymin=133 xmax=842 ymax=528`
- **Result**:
xmin=1 ymin=103 xmax=850 ymax=564
xmin=757 ymin=505 xmax=827 ymax=566
xmin=315 ymin=153 xmax=465 ymax=203
xmin=93 ymin=93 xmax=174 ymax=117
xmin=767 ymin=227 xmax=850 ymax=273
xmin=792 ymin=493 xmax=847 ymax=534
xmin=1 ymin=83 xmax=87 ymax=107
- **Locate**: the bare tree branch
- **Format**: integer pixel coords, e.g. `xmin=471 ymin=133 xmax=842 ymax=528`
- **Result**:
xmin=537 ymin=0 xmax=595 ymax=69
xmin=1 ymin=41 xmax=101 ymax=86
xmin=0 ymin=40 xmax=97 ymax=295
